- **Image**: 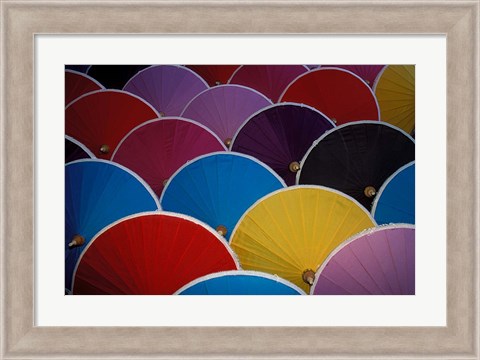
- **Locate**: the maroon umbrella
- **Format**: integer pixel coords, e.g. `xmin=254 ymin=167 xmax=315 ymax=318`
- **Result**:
xmin=312 ymin=225 xmax=415 ymax=295
xmin=326 ymin=65 xmax=386 ymax=87
xmin=228 ymin=65 xmax=309 ymax=102
xmin=65 ymin=70 xmax=104 ymax=106
xmin=123 ymin=65 xmax=209 ymax=117
xmin=181 ymin=84 xmax=272 ymax=147
xmin=231 ymin=103 xmax=335 ymax=185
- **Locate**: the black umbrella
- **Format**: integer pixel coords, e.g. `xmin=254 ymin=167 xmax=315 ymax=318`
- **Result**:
xmin=87 ymin=65 xmax=150 ymax=89
xmin=297 ymin=121 xmax=415 ymax=209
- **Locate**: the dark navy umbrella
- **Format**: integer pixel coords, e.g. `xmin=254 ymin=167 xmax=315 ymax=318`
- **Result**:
xmin=231 ymin=103 xmax=335 ymax=186
xmin=297 ymin=121 xmax=415 ymax=209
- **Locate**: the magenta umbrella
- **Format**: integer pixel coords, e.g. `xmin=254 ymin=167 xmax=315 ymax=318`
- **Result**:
xmin=123 ymin=65 xmax=209 ymax=117
xmin=311 ymin=224 xmax=415 ymax=295
xmin=327 ymin=65 xmax=386 ymax=87
xmin=228 ymin=65 xmax=309 ymax=102
xmin=111 ymin=117 xmax=227 ymax=197
xmin=181 ymin=84 xmax=272 ymax=147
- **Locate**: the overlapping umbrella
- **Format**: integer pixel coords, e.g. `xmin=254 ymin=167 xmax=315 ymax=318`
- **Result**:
xmin=176 ymin=270 xmax=305 ymax=295
xmin=123 ymin=65 xmax=209 ymax=116
xmin=228 ymin=65 xmax=309 ymax=102
xmin=65 ymin=160 xmax=160 ymax=291
xmin=161 ymin=152 xmax=286 ymax=241
xmin=65 ymin=70 xmax=104 ymax=106
xmin=326 ymin=65 xmax=386 ymax=87
xmin=372 ymin=161 xmax=415 ymax=225
xmin=279 ymin=68 xmax=380 ymax=125
xmin=65 ymin=89 xmax=159 ymax=159
xmin=181 ymin=84 xmax=272 ymax=147
xmin=374 ymin=65 xmax=415 ymax=134
xmin=312 ymin=225 xmax=415 ymax=295
xmin=297 ymin=121 xmax=415 ymax=209
xmin=72 ymin=212 xmax=240 ymax=295
xmin=230 ymin=186 xmax=376 ymax=292
xmin=231 ymin=103 xmax=335 ymax=186
xmin=186 ymin=65 xmax=240 ymax=86
xmin=65 ymin=135 xmax=95 ymax=163
xmin=112 ymin=118 xmax=227 ymax=197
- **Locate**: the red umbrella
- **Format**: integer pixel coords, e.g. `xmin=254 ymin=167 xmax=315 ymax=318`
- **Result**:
xmin=228 ymin=65 xmax=309 ymax=102
xmin=65 ymin=89 xmax=159 ymax=159
xmin=186 ymin=65 xmax=240 ymax=86
xmin=279 ymin=68 xmax=380 ymax=125
xmin=65 ymin=70 xmax=104 ymax=106
xmin=72 ymin=212 xmax=240 ymax=295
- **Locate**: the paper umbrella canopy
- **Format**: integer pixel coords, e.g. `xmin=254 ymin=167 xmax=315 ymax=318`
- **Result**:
xmin=228 ymin=65 xmax=309 ymax=102
xmin=297 ymin=121 xmax=415 ymax=210
xmin=312 ymin=224 xmax=415 ymax=295
xmin=230 ymin=186 xmax=376 ymax=292
xmin=231 ymin=103 xmax=335 ymax=186
xmin=161 ymin=152 xmax=286 ymax=241
xmin=111 ymin=118 xmax=227 ymax=197
xmin=185 ymin=65 xmax=240 ymax=86
xmin=123 ymin=65 xmax=209 ymax=117
xmin=176 ymin=270 xmax=305 ymax=295
xmin=65 ymin=89 xmax=159 ymax=159
xmin=326 ymin=65 xmax=386 ymax=87
xmin=181 ymin=84 xmax=273 ymax=147
xmin=372 ymin=161 xmax=415 ymax=225
xmin=65 ymin=135 xmax=95 ymax=163
xmin=65 ymin=69 xmax=104 ymax=106
xmin=72 ymin=212 xmax=240 ymax=295
xmin=374 ymin=65 xmax=415 ymax=134
xmin=279 ymin=68 xmax=380 ymax=125
xmin=65 ymin=160 xmax=160 ymax=291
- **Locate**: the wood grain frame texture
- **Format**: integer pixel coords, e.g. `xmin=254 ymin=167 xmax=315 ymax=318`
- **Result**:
xmin=0 ymin=0 xmax=479 ymax=359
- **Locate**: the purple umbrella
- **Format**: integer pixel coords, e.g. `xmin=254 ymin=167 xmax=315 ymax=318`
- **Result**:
xmin=228 ymin=65 xmax=309 ymax=102
xmin=327 ymin=65 xmax=386 ymax=87
xmin=65 ymin=135 xmax=95 ymax=163
xmin=311 ymin=224 xmax=415 ymax=295
xmin=231 ymin=103 xmax=335 ymax=186
xmin=181 ymin=84 xmax=272 ymax=147
xmin=123 ymin=65 xmax=209 ymax=117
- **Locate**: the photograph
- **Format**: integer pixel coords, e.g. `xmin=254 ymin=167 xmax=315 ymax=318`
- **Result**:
xmin=65 ymin=64 xmax=416 ymax=295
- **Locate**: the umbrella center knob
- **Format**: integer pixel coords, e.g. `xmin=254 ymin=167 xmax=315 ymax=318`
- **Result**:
xmin=159 ymin=111 xmax=165 ymax=117
xmin=68 ymin=234 xmax=85 ymax=248
xmin=215 ymin=81 xmax=221 ymax=86
xmin=216 ymin=225 xmax=228 ymax=237
xmin=163 ymin=179 xmax=168 ymax=187
xmin=289 ymin=161 xmax=301 ymax=173
xmin=99 ymin=144 xmax=110 ymax=154
xmin=224 ymin=138 xmax=232 ymax=148
xmin=331 ymin=117 xmax=337 ymax=124
xmin=302 ymin=269 xmax=316 ymax=286
xmin=364 ymin=186 xmax=376 ymax=198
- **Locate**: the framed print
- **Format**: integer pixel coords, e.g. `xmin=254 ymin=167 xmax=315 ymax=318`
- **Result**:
xmin=1 ymin=0 xmax=478 ymax=359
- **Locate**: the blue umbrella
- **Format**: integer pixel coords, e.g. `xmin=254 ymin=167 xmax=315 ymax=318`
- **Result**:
xmin=65 ymin=159 xmax=160 ymax=291
xmin=176 ymin=270 xmax=305 ymax=295
xmin=160 ymin=152 xmax=286 ymax=241
xmin=371 ymin=161 xmax=415 ymax=224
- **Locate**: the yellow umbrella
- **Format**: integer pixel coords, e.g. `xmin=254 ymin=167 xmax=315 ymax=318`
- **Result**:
xmin=374 ymin=65 xmax=415 ymax=134
xmin=230 ymin=186 xmax=376 ymax=293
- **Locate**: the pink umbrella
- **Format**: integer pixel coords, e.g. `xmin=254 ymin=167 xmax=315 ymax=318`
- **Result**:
xmin=181 ymin=84 xmax=272 ymax=147
xmin=228 ymin=65 xmax=309 ymax=102
xmin=326 ymin=65 xmax=386 ymax=87
xmin=312 ymin=225 xmax=415 ymax=295
xmin=112 ymin=117 xmax=227 ymax=197
xmin=123 ymin=65 xmax=209 ymax=117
